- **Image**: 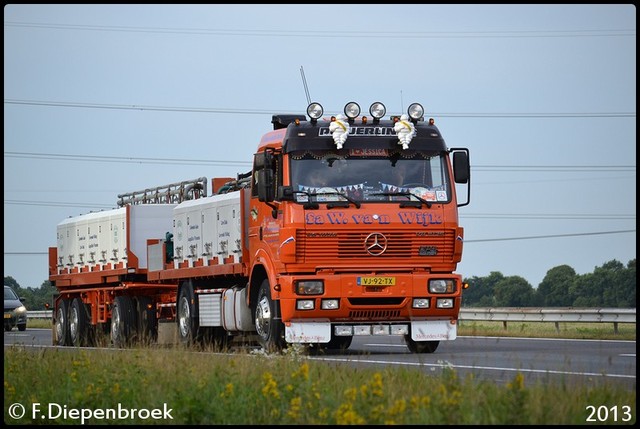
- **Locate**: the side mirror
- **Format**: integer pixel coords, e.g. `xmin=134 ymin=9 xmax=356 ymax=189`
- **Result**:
xmin=254 ymin=151 xmax=273 ymax=170
xmin=257 ymin=169 xmax=275 ymax=202
xmin=453 ymin=151 xmax=470 ymax=184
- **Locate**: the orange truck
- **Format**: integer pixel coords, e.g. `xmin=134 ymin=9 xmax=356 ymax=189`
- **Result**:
xmin=48 ymin=101 xmax=470 ymax=353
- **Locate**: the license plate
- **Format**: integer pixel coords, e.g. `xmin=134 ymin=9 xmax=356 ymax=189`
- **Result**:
xmin=4 ymin=313 xmax=11 ymax=319
xmin=357 ymin=277 xmax=395 ymax=286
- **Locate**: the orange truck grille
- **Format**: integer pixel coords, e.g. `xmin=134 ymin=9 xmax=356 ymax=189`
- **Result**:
xmin=296 ymin=230 xmax=455 ymax=263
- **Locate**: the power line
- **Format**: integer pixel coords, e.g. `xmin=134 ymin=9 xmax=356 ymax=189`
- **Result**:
xmin=4 ymin=21 xmax=636 ymax=39
xmin=465 ymin=229 xmax=635 ymax=243
xmin=462 ymin=213 xmax=635 ymax=220
xmin=4 ymin=99 xmax=636 ymax=118
xmin=5 ymin=229 xmax=636 ymax=256
xmin=4 ymin=151 xmax=634 ymax=172
xmin=4 ymin=151 xmax=252 ymax=167
xmin=4 ymin=197 xmax=636 ymax=221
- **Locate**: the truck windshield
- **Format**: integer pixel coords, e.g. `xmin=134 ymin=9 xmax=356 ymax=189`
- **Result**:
xmin=289 ymin=149 xmax=451 ymax=204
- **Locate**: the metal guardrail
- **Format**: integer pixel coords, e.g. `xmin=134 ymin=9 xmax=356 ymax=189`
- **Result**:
xmin=28 ymin=310 xmax=53 ymax=320
xmin=459 ymin=307 xmax=636 ymax=334
xmin=28 ymin=308 xmax=636 ymax=333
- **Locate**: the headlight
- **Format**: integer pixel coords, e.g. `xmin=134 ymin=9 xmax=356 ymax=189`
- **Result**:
xmin=15 ymin=305 xmax=27 ymax=314
xmin=295 ymin=280 xmax=324 ymax=295
xmin=429 ymin=279 xmax=456 ymax=294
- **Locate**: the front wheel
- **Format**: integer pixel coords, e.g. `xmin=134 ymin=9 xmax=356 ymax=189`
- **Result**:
xmin=177 ymin=282 xmax=198 ymax=346
xmin=405 ymin=335 xmax=440 ymax=353
xmin=254 ymin=279 xmax=285 ymax=352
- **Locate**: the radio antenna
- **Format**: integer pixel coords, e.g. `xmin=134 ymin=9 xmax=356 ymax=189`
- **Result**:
xmin=300 ymin=66 xmax=311 ymax=105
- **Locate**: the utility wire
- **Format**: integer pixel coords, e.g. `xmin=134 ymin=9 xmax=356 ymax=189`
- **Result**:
xmin=4 ymin=21 xmax=636 ymax=39
xmin=465 ymin=229 xmax=635 ymax=243
xmin=4 ymin=99 xmax=636 ymax=118
xmin=5 ymin=229 xmax=636 ymax=256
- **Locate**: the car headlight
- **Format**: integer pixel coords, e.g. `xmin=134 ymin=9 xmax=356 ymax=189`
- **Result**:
xmin=429 ymin=279 xmax=456 ymax=294
xmin=15 ymin=306 xmax=27 ymax=314
xmin=295 ymin=280 xmax=324 ymax=295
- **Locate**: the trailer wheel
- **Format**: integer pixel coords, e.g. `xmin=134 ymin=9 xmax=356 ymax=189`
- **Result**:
xmin=135 ymin=296 xmax=157 ymax=345
xmin=177 ymin=282 xmax=197 ymax=345
xmin=405 ymin=336 xmax=440 ymax=354
xmin=69 ymin=298 xmax=92 ymax=347
xmin=254 ymin=279 xmax=285 ymax=352
xmin=54 ymin=299 xmax=71 ymax=346
xmin=111 ymin=296 xmax=135 ymax=348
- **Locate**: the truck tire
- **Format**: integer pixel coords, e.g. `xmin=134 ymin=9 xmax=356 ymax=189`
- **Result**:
xmin=325 ymin=334 xmax=353 ymax=350
xmin=254 ymin=279 xmax=285 ymax=352
xmin=69 ymin=297 xmax=92 ymax=347
xmin=111 ymin=296 xmax=135 ymax=348
xmin=405 ymin=336 xmax=439 ymax=353
xmin=54 ymin=299 xmax=71 ymax=346
xmin=177 ymin=282 xmax=197 ymax=346
xmin=135 ymin=296 xmax=157 ymax=344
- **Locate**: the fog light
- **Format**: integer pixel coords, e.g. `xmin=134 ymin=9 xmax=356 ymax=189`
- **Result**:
xmin=372 ymin=325 xmax=389 ymax=335
xmin=412 ymin=298 xmax=430 ymax=308
xmin=353 ymin=325 xmax=371 ymax=335
xmin=436 ymin=298 xmax=454 ymax=309
xmin=321 ymin=299 xmax=339 ymax=310
xmin=390 ymin=325 xmax=409 ymax=335
xmin=335 ymin=325 xmax=353 ymax=336
xmin=296 ymin=299 xmax=315 ymax=310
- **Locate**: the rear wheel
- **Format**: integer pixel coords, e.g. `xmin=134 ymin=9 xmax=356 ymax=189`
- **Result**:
xmin=254 ymin=279 xmax=285 ymax=352
xmin=54 ymin=299 xmax=71 ymax=346
xmin=111 ymin=296 xmax=135 ymax=348
xmin=69 ymin=298 xmax=92 ymax=347
xmin=135 ymin=296 xmax=157 ymax=345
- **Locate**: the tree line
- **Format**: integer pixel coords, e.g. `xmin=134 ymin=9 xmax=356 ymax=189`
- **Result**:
xmin=3 ymin=258 xmax=636 ymax=311
xmin=462 ymin=258 xmax=636 ymax=308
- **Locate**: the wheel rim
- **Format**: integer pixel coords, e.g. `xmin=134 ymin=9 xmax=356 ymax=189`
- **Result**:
xmin=111 ymin=305 xmax=120 ymax=343
xmin=255 ymin=295 xmax=271 ymax=339
xmin=55 ymin=308 xmax=65 ymax=340
xmin=178 ymin=297 xmax=191 ymax=338
xmin=69 ymin=307 xmax=78 ymax=343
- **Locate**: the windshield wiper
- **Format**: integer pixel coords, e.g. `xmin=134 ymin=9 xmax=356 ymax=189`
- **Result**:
xmin=310 ymin=191 xmax=361 ymax=209
xmin=371 ymin=192 xmax=432 ymax=208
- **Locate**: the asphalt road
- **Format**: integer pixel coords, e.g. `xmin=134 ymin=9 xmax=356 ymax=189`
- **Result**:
xmin=5 ymin=328 xmax=636 ymax=389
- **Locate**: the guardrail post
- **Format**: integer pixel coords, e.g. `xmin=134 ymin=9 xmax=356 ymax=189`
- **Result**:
xmin=554 ymin=322 xmax=560 ymax=333
xmin=613 ymin=322 xmax=619 ymax=334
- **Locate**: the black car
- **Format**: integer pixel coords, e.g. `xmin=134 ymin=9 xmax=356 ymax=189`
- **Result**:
xmin=4 ymin=285 xmax=27 ymax=331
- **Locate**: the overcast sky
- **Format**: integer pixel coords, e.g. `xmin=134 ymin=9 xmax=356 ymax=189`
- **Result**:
xmin=4 ymin=4 xmax=636 ymax=290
